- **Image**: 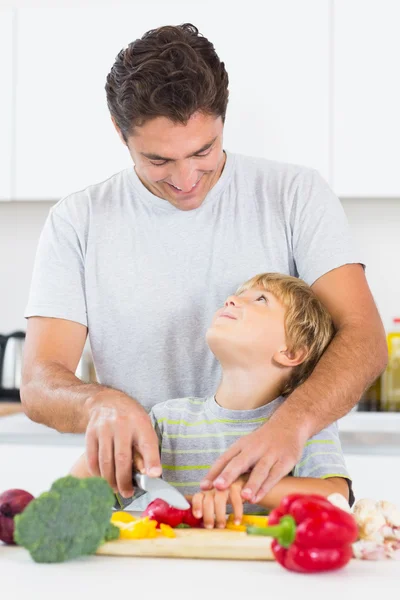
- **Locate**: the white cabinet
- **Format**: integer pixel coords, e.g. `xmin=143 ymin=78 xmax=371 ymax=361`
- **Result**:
xmin=0 ymin=9 xmax=13 ymax=201
xmin=13 ymin=1 xmax=330 ymax=200
xmin=333 ymin=0 xmax=400 ymax=197
xmin=345 ymin=454 xmax=400 ymax=506
xmin=215 ymin=0 xmax=331 ymax=182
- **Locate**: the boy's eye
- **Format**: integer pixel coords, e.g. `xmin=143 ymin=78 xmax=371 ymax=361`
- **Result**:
xmin=256 ymin=295 xmax=268 ymax=303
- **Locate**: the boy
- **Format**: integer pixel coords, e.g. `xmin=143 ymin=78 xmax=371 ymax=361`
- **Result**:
xmin=70 ymin=273 xmax=353 ymax=528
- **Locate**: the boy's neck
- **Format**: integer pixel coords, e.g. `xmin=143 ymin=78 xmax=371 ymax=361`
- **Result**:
xmin=214 ymin=367 xmax=284 ymax=410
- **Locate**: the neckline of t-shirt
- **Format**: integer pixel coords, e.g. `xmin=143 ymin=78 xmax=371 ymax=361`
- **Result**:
xmin=125 ymin=150 xmax=235 ymax=213
xmin=205 ymin=395 xmax=285 ymax=420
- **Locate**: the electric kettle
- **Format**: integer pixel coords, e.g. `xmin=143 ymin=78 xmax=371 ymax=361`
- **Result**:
xmin=0 ymin=331 xmax=26 ymax=391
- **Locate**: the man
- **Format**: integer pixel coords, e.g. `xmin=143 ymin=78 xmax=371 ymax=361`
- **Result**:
xmin=21 ymin=23 xmax=387 ymax=506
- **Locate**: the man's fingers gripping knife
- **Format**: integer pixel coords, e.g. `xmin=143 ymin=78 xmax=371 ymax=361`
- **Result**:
xmin=98 ymin=435 xmax=118 ymax=492
xmin=85 ymin=427 xmax=101 ymax=477
xmin=136 ymin=425 xmax=162 ymax=477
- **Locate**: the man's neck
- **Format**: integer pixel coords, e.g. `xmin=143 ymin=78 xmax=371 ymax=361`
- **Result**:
xmin=214 ymin=366 xmax=284 ymax=410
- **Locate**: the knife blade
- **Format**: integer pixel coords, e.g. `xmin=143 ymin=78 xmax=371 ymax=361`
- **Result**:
xmin=114 ymin=472 xmax=190 ymax=511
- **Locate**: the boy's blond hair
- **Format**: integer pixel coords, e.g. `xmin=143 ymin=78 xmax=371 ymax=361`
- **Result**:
xmin=236 ymin=273 xmax=335 ymax=396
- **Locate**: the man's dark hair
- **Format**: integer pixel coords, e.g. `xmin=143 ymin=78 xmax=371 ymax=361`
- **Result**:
xmin=105 ymin=23 xmax=229 ymax=141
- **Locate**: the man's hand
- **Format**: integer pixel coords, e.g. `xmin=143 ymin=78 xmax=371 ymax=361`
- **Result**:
xmin=192 ymin=476 xmax=247 ymax=529
xmin=85 ymin=390 xmax=161 ymax=498
xmin=200 ymin=420 xmax=307 ymax=504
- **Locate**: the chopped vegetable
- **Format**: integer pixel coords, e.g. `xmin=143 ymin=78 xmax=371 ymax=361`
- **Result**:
xmin=227 ymin=514 xmax=269 ymax=527
xmin=118 ymin=517 xmax=159 ymax=539
xmin=143 ymin=498 xmax=202 ymax=528
xmin=111 ymin=511 xmax=137 ymax=524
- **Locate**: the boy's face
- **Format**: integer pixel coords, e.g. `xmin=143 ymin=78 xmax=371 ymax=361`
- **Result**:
xmin=206 ymin=288 xmax=289 ymax=367
xmin=114 ymin=112 xmax=226 ymax=212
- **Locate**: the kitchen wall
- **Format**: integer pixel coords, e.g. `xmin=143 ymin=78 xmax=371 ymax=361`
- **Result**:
xmin=0 ymin=195 xmax=398 ymax=334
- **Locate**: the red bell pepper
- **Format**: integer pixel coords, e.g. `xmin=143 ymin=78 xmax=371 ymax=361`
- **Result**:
xmin=142 ymin=499 xmax=202 ymax=528
xmin=247 ymin=494 xmax=358 ymax=573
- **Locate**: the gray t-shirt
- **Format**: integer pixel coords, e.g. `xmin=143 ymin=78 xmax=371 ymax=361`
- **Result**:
xmin=25 ymin=151 xmax=362 ymax=411
xmin=148 ymin=395 xmax=352 ymax=514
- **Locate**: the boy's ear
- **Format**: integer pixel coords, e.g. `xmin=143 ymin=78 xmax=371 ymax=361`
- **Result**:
xmin=273 ymin=346 xmax=308 ymax=367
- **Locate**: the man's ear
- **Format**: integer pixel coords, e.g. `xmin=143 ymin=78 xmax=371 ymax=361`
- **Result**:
xmin=273 ymin=346 xmax=308 ymax=367
xmin=111 ymin=116 xmax=128 ymax=146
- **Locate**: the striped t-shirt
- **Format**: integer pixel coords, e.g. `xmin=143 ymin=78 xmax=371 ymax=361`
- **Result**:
xmin=148 ymin=395 xmax=352 ymax=514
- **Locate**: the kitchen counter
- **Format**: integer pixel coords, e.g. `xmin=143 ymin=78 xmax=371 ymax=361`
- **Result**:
xmin=1 ymin=410 xmax=400 ymax=453
xmin=0 ymin=543 xmax=399 ymax=600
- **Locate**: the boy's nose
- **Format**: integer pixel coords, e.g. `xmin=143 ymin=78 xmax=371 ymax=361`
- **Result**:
xmin=225 ymin=295 xmax=241 ymax=307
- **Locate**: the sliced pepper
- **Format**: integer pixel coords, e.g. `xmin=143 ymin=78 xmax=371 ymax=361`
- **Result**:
xmin=225 ymin=522 xmax=247 ymax=532
xmin=159 ymin=524 xmax=176 ymax=538
xmin=111 ymin=511 xmax=137 ymax=524
xmin=227 ymin=514 xmax=269 ymax=527
xmin=119 ymin=517 xmax=159 ymax=539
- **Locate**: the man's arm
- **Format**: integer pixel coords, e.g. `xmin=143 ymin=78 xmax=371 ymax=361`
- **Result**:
xmin=21 ymin=316 xmax=161 ymax=496
xmin=21 ymin=316 xmax=100 ymax=433
xmin=201 ymin=264 xmax=388 ymax=501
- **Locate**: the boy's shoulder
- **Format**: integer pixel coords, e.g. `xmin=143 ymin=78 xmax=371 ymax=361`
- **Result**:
xmin=150 ymin=396 xmax=209 ymax=421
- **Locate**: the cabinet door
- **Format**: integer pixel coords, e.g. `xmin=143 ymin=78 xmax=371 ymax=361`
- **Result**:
xmin=15 ymin=2 xmax=330 ymax=201
xmin=333 ymin=0 xmax=400 ymax=197
xmin=0 ymin=9 xmax=13 ymax=201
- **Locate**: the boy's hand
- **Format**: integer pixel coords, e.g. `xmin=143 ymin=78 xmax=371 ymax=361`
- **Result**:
xmin=191 ymin=476 xmax=247 ymax=529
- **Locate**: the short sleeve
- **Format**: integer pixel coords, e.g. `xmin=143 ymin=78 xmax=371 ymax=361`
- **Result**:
xmin=149 ymin=407 xmax=163 ymax=448
xmin=24 ymin=207 xmax=87 ymax=326
xmin=291 ymin=170 xmax=365 ymax=286
xmin=294 ymin=422 xmax=351 ymax=482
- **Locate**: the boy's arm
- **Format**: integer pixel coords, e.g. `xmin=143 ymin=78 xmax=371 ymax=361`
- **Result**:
xmin=255 ymin=476 xmax=349 ymax=510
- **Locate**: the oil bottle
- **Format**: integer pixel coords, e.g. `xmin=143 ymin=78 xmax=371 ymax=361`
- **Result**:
xmin=381 ymin=318 xmax=400 ymax=411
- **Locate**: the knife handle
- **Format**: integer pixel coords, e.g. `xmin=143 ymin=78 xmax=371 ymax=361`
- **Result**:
xmin=113 ymin=468 xmax=146 ymax=510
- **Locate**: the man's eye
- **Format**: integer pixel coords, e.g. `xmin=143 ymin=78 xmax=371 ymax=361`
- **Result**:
xmin=256 ymin=295 xmax=268 ymax=303
xmin=150 ymin=161 xmax=168 ymax=167
xmin=195 ymin=149 xmax=212 ymax=158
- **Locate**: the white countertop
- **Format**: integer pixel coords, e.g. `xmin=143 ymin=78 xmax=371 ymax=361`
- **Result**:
xmin=1 ymin=543 xmax=399 ymax=600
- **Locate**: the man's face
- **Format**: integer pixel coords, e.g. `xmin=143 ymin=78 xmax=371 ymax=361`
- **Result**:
xmin=206 ymin=288 xmax=289 ymax=367
xmin=120 ymin=112 xmax=226 ymax=211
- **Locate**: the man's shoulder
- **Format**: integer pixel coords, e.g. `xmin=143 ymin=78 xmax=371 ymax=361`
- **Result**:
xmin=231 ymin=151 xmax=315 ymax=183
xmin=50 ymin=168 xmax=131 ymax=222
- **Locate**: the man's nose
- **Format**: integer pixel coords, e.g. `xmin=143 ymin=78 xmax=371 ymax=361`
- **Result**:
xmin=172 ymin=161 xmax=197 ymax=192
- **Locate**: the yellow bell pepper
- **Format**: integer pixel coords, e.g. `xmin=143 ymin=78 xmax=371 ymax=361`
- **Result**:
xmin=159 ymin=524 xmax=176 ymax=538
xmin=225 ymin=522 xmax=247 ymax=532
xmin=118 ymin=516 xmax=159 ymax=539
xmin=227 ymin=514 xmax=269 ymax=528
xmin=111 ymin=511 xmax=137 ymax=524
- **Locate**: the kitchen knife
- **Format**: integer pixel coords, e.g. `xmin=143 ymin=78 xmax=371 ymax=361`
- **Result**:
xmin=114 ymin=472 xmax=190 ymax=511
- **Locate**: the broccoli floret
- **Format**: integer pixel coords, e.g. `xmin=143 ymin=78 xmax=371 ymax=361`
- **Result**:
xmin=103 ymin=521 xmax=120 ymax=542
xmin=14 ymin=475 xmax=115 ymax=563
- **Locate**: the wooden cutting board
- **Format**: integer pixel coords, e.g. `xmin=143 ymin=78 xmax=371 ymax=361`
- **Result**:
xmin=96 ymin=528 xmax=274 ymax=560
